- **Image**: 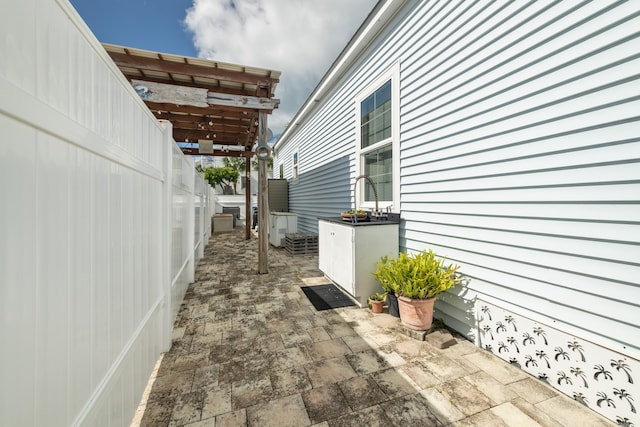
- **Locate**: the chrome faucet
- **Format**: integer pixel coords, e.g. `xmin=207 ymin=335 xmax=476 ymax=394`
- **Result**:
xmin=353 ymin=174 xmax=379 ymax=220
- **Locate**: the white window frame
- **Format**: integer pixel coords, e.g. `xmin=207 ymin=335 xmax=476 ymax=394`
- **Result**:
xmin=292 ymin=150 xmax=299 ymax=181
xmin=355 ymin=63 xmax=400 ymax=212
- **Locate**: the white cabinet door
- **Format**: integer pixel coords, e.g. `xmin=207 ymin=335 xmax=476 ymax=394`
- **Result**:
xmin=318 ymin=221 xmax=334 ymax=278
xmin=330 ymin=223 xmax=355 ymax=295
xmin=319 ymin=221 xmax=354 ymax=295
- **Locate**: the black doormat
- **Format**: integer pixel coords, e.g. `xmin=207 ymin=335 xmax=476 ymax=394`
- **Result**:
xmin=300 ymin=284 xmax=356 ymax=311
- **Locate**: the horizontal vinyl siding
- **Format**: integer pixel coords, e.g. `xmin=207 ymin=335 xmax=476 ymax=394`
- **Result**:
xmin=274 ymin=0 xmax=412 ymax=228
xmin=398 ymin=0 xmax=640 ymax=356
xmin=276 ymin=102 xmax=357 ymax=231
xmin=289 ymin=156 xmax=352 ymax=233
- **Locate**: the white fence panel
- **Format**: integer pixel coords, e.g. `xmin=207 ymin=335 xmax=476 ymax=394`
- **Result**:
xmin=0 ymin=1 xmax=214 ymax=426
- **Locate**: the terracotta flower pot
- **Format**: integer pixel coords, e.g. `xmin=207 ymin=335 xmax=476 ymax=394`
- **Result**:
xmin=397 ymin=296 xmax=436 ymax=330
xmin=369 ymin=298 xmax=384 ymax=314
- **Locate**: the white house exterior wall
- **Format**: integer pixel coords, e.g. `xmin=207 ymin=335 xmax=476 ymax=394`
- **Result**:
xmin=274 ymin=1 xmax=640 ymax=414
xmin=395 ymin=0 xmax=640 ymax=356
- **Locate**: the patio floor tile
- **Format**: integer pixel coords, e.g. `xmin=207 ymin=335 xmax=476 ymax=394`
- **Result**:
xmin=148 ymin=371 xmax=195 ymax=402
xmin=338 ymin=376 xmax=387 ymax=411
xmin=276 ymin=346 xmax=311 ymax=367
xmin=246 ymin=394 xmax=311 ymax=427
xmin=419 ymin=354 xmax=470 ymax=382
xmin=506 ymin=376 xmax=559 ymax=404
xmin=327 ymin=405 xmax=393 ymax=427
xmin=371 ymin=368 xmax=418 ymax=399
xmin=308 ymin=338 xmax=352 ymax=360
xmin=398 ymin=361 xmax=441 ymax=389
xmin=419 ymin=387 xmax=465 ymax=424
xmin=169 ymin=390 xmax=204 ymax=426
xmin=305 ymin=357 xmax=358 ymax=387
xmin=535 ymin=395 xmax=614 ymax=427
xmin=340 ymin=334 xmax=372 ymax=353
xmin=231 ymin=377 xmax=273 ymax=410
xmin=191 ymin=365 xmax=219 ymax=391
xmin=270 ymin=365 xmax=313 ymax=397
xmin=463 ymin=351 xmax=528 ymax=385
xmin=345 ymin=350 xmax=390 ymax=375
xmin=454 ymin=409 xmax=510 ymax=426
xmin=437 ymin=377 xmax=492 ymax=416
xmin=464 ymin=370 xmax=518 ymax=406
xmin=201 ymin=384 xmax=232 ymax=419
xmin=379 ymin=393 xmax=443 ymax=426
xmin=490 ymin=402 xmax=542 ymax=427
xmin=215 ymin=409 xmax=246 ymax=427
xmin=302 ymin=383 xmax=350 ymax=424
xmin=140 ymin=397 xmax=174 ymax=427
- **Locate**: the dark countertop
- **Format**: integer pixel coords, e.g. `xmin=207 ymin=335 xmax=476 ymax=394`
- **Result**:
xmin=319 ymin=213 xmax=400 ymax=227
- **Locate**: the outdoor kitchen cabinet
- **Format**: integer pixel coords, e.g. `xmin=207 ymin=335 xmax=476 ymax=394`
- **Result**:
xmin=318 ymin=218 xmax=399 ymax=306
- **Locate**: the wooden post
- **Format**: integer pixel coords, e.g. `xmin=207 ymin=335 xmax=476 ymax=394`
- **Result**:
xmin=258 ymin=112 xmax=269 ymax=274
xmin=245 ymin=155 xmax=251 ymax=240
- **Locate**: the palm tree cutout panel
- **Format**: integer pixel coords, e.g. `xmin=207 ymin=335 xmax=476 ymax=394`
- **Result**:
xmin=476 ymin=300 xmax=638 ymax=425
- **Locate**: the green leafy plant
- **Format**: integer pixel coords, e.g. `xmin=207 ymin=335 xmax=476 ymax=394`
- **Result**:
xmin=373 ymin=250 xmax=462 ymax=300
xmin=203 ymin=166 xmax=239 ymax=195
xmin=369 ymin=292 xmax=386 ymax=302
xmin=373 ymin=254 xmax=402 ymax=294
xmin=222 ymin=155 xmax=273 ymax=173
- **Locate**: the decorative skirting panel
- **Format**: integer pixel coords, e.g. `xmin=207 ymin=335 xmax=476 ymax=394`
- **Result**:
xmin=477 ymin=301 xmax=638 ymax=426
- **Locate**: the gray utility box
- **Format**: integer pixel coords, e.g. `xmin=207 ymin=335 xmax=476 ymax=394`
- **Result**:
xmin=269 ymin=212 xmax=297 ymax=247
xmin=213 ymin=214 xmax=233 ymax=233
xmin=222 ymin=206 xmax=240 ymax=227
xmin=268 ymin=179 xmax=288 ymax=212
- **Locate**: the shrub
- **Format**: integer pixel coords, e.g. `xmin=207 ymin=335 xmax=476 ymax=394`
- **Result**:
xmin=373 ymin=250 xmax=461 ymax=299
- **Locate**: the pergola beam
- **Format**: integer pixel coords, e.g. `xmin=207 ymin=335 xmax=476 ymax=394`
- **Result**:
xmin=152 ymin=111 xmax=253 ymax=127
xmin=180 ymin=147 xmax=254 ymax=157
xmin=109 ymin=51 xmax=279 ymax=87
xmin=132 ymin=80 xmax=279 ymax=111
xmin=147 ymin=101 xmax=266 ymax=117
xmin=118 ymin=74 xmax=254 ymax=97
xmin=208 ymin=92 xmax=280 ymax=110
xmin=172 ymin=128 xmax=252 ymax=142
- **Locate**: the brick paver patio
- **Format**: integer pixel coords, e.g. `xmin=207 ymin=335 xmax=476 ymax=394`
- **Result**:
xmin=133 ymin=227 xmax=614 ymax=426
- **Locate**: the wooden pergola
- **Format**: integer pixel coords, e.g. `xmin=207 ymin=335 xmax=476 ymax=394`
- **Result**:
xmin=104 ymin=43 xmax=280 ymax=273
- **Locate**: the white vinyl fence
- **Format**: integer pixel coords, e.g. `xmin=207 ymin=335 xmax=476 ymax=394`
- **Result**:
xmin=0 ymin=0 xmax=214 ymax=425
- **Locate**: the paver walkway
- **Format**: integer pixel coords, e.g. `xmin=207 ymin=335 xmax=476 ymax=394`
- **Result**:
xmin=134 ymin=228 xmax=614 ymax=426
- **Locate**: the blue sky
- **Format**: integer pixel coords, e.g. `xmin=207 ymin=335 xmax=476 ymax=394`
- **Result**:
xmin=70 ymin=0 xmax=198 ymax=57
xmin=69 ymin=0 xmax=377 ymax=136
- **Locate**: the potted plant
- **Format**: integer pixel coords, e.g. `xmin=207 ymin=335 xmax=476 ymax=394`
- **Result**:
xmin=373 ymin=255 xmax=401 ymax=317
xmin=368 ymin=292 xmax=386 ymax=314
xmin=341 ymin=209 xmax=367 ymax=220
xmin=374 ymin=250 xmax=461 ymax=330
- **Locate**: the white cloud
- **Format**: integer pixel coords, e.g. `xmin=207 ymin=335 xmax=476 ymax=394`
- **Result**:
xmin=184 ymin=0 xmax=377 ymax=136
